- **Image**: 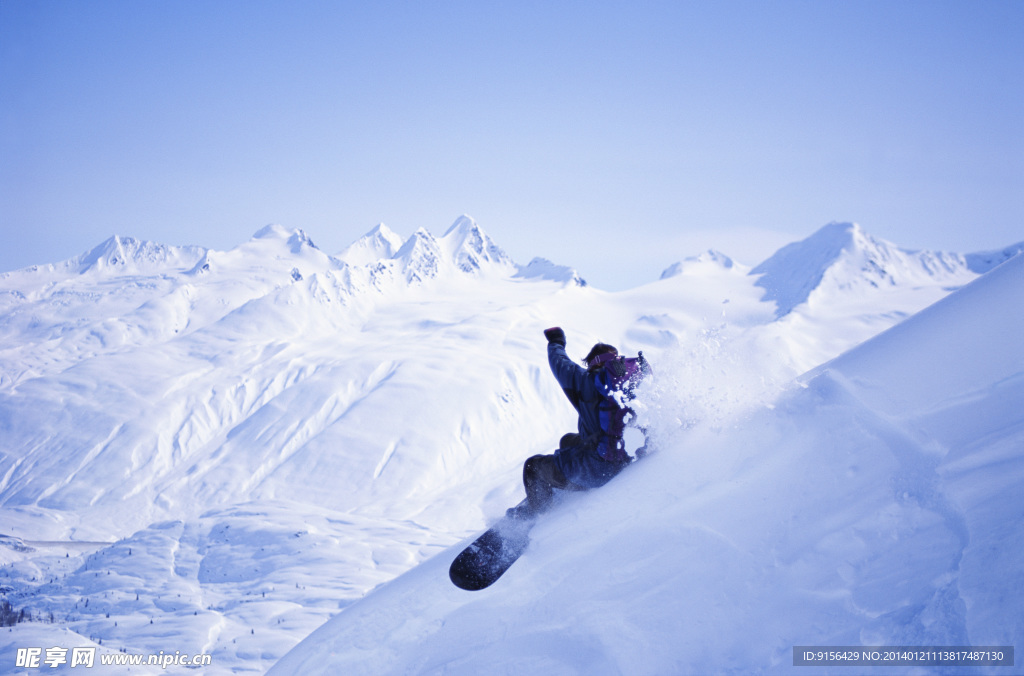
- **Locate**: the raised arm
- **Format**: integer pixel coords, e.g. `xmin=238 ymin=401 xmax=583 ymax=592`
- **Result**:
xmin=544 ymin=327 xmax=590 ymax=412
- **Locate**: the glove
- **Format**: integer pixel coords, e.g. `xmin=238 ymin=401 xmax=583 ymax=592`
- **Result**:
xmin=544 ymin=327 xmax=566 ymax=347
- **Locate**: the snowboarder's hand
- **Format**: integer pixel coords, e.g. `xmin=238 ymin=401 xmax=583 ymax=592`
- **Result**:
xmin=544 ymin=327 xmax=566 ymax=347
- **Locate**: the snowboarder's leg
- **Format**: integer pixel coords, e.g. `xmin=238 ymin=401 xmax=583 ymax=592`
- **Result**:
xmin=522 ymin=454 xmax=569 ymax=516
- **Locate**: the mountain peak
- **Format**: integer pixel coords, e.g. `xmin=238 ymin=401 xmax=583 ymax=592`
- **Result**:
xmin=394 ymin=228 xmax=442 ymax=282
xmin=338 ymin=223 xmax=405 ymax=267
xmin=442 ymin=214 xmax=479 ymax=238
xmin=439 ymin=215 xmax=514 ymax=274
xmin=751 ymin=222 xmax=975 ymax=317
xmin=660 ymin=249 xmax=737 ymax=279
xmin=253 ymin=224 xmax=291 ymax=239
xmin=368 ymin=222 xmax=401 ymax=242
xmin=252 ymin=224 xmax=318 ymax=254
xmin=72 ymin=235 xmax=207 ymax=275
xmin=77 ymin=234 xmax=133 ymax=272
xmin=514 ymin=257 xmax=587 ymax=286
xmin=817 ymin=220 xmax=859 ymax=240
xmin=749 ymin=222 xmax=880 ymax=316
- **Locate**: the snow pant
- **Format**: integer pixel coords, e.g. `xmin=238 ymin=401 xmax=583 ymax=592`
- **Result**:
xmin=523 ymin=432 xmax=626 ymax=516
xmin=521 ymin=433 xmax=581 ymax=516
xmin=523 ymin=453 xmax=572 ymax=516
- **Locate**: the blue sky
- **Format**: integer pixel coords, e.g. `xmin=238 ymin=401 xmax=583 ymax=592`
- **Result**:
xmin=2 ymin=0 xmax=1021 ymax=290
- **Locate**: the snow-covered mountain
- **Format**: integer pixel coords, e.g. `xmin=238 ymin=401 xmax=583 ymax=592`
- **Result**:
xmin=64 ymin=234 xmax=207 ymax=277
xmin=439 ymin=214 xmax=516 ymax=274
xmin=0 ymin=217 xmax=1020 ymax=674
xmin=965 ymin=241 xmax=1024 ymax=273
xmin=741 ymin=222 xmax=1022 ymax=373
xmin=751 ymin=221 xmax=979 ymax=318
xmin=514 ymin=257 xmax=587 ymax=287
xmin=660 ymin=249 xmax=737 ymax=279
xmin=336 ymin=223 xmax=404 ymax=267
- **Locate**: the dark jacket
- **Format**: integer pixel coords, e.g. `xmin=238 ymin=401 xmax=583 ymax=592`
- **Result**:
xmin=547 ymin=343 xmax=629 ymax=488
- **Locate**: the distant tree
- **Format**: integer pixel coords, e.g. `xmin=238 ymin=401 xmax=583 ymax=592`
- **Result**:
xmin=1 ymin=600 xmax=32 ymax=626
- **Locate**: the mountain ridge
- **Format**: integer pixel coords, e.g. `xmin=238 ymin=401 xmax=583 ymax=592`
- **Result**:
xmin=749 ymin=221 xmax=989 ymax=317
xmin=6 ymin=219 xmax=1018 ymax=314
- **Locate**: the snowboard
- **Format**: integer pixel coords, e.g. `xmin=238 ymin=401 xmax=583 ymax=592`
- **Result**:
xmin=449 ymin=504 xmax=535 ymax=591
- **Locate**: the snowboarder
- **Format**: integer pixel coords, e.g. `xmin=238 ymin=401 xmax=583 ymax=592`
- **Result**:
xmin=449 ymin=327 xmax=649 ymax=590
xmin=510 ymin=327 xmax=649 ymax=519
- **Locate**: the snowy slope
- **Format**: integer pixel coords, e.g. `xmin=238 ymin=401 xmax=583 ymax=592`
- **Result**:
xmin=271 ymin=253 xmax=1024 ymax=676
xmin=1 ymin=218 xmax=1019 ymax=674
